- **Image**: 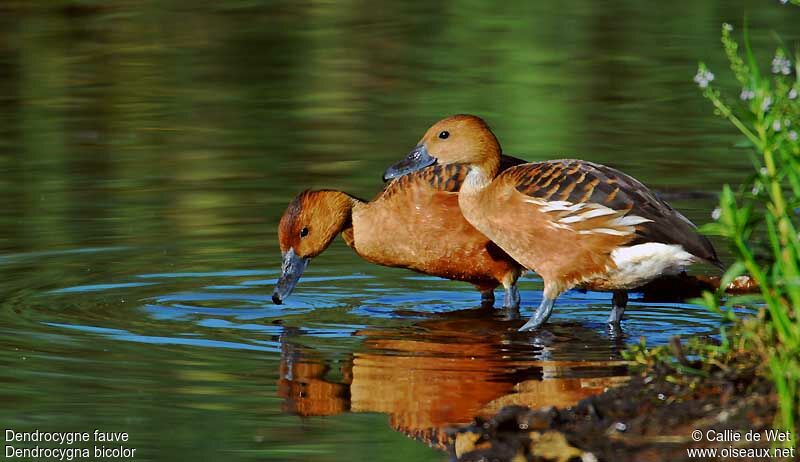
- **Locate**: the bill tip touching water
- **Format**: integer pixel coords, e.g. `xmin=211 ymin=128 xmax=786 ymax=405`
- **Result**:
xmin=273 ymin=190 xmax=356 ymax=304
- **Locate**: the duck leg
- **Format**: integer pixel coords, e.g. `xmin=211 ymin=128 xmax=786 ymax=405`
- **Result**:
xmin=608 ymin=290 xmax=628 ymax=325
xmin=519 ymin=297 xmax=556 ymax=331
xmin=502 ymin=284 xmax=521 ymax=310
xmin=500 ymin=284 xmax=521 ymax=320
xmin=480 ymin=289 xmax=495 ymax=307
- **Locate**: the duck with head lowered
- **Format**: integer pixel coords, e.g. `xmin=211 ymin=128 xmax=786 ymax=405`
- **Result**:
xmin=272 ymin=155 xmax=529 ymax=310
xmin=383 ymin=114 xmax=723 ymax=331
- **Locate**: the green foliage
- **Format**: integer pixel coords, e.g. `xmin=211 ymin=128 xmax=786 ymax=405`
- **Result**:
xmin=695 ymin=21 xmax=800 ymax=440
xmin=624 ymin=331 xmax=750 ymax=384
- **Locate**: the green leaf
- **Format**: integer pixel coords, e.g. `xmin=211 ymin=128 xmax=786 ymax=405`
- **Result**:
xmin=720 ymin=261 xmax=747 ymax=290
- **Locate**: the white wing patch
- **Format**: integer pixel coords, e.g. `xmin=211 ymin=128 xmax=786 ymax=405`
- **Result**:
xmin=616 ymin=215 xmax=652 ymax=226
xmin=524 ymin=197 xmax=652 ymax=234
xmin=576 ymin=207 xmax=618 ymax=220
xmin=578 ymin=228 xmax=630 ymax=236
xmin=538 ymin=200 xmax=583 ymax=213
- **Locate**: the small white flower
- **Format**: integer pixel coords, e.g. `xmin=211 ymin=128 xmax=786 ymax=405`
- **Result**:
xmin=773 ymin=120 xmax=782 ymax=132
xmin=712 ymin=207 xmax=722 ymax=220
xmin=790 ymin=131 xmax=798 ymax=141
xmin=760 ymin=167 xmax=769 ymax=176
xmin=762 ymin=96 xmax=773 ymax=112
xmin=780 ymin=0 xmax=789 ymax=4
xmin=740 ymin=88 xmax=755 ymax=100
xmin=789 ymin=88 xmax=798 ymax=100
xmin=771 ymin=54 xmax=792 ymax=75
xmin=785 ymin=119 xmax=792 ymax=127
xmin=752 ymin=184 xmax=761 ymax=195
xmin=694 ymin=68 xmax=715 ymax=88
xmin=723 ymin=23 xmax=733 ymax=32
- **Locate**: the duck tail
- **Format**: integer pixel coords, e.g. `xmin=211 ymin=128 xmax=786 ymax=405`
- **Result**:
xmin=709 ymin=257 xmax=725 ymax=271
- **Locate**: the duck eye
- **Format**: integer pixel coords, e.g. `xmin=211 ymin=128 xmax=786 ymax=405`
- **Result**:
xmin=300 ymin=227 xmax=309 ymax=238
xmin=438 ymin=130 xmax=449 ymax=139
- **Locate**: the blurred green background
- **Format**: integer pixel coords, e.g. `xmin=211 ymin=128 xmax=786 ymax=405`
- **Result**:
xmin=0 ymin=1 xmax=797 ymax=461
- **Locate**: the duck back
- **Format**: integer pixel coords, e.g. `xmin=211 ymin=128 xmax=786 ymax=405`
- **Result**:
xmin=504 ymin=159 xmax=721 ymax=267
xmin=350 ymin=161 xmax=524 ymax=287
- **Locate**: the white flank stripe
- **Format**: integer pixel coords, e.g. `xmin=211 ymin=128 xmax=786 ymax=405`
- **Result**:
xmin=544 ymin=202 xmax=584 ymax=213
xmin=576 ymin=228 xmax=631 ymax=236
xmin=614 ymin=215 xmax=653 ymax=226
xmin=579 ymin=207 xmax=617 ymax=219
xmin=523 ymin=198 xmax=548 ymax=206
xmin=589 ymin=227 xmax=631 ymax=236
xmin=549 ymin=222 xmax=572 ymax=231
xmin=559 ymin=215 xmax=586 ymax=224
xmin=524 ymin=198 xmax=588 ymax=213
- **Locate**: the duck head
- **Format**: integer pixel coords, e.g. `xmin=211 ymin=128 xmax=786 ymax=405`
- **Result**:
xmin=273 ymin=190 xmax=355 ymax=304
xmin=383 ymin=114 xmax=502 ymax=181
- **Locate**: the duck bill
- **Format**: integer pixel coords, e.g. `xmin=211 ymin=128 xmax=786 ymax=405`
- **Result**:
xmin=383 ymin=144 xmax=436 ymax=181
xmin=272 ymin=249 xmax=310 ymax=304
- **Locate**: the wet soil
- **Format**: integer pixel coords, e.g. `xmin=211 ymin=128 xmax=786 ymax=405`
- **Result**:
xmin=447 ymin=345 xmax=787 ymax=462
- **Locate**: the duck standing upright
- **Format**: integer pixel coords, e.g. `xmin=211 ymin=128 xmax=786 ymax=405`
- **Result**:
xmin=273 ymin=159 xmax=526 ymax=308
xmin=383 ymin=115 xmax=722 ymax=331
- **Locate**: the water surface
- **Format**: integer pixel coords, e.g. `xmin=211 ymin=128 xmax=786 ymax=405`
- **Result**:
xmin=1 ymin=1 xmax=797 ymax=460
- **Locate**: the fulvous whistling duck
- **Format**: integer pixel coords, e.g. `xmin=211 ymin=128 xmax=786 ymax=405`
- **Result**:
xmin=383 ymin=115 xmax=723 ymax=331
xmin=272 ymin=158 xmax=527 ymax=308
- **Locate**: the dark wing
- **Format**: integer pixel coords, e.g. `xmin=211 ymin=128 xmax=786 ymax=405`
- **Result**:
xmin=499 ymin=153 xmax=529 ymax=171
xmin=503 ymin=159 xmax=722 ymax=267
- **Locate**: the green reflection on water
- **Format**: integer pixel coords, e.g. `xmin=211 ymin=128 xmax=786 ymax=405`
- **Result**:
xmin=0 ymin=1 xmax=797 ymax=461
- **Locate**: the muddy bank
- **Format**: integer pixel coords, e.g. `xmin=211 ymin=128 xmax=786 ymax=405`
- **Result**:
xmin=447 ymin=344 xmax=788 ymax=462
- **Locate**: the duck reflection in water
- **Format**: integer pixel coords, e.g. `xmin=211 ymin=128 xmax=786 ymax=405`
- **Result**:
xmin=277 ymin=308 xmax=629 ymax=448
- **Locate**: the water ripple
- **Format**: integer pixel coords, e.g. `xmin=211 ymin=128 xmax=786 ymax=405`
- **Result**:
xmin=51 ymin=282 xmax=160 ymax=294
xmin=45 ymin=322 xmax=281 ymax=352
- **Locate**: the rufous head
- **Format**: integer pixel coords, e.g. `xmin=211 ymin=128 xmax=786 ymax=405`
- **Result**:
xmin=383 ymin=114 xmax=502 ymax=181
xmin=273 ymin=190 xmax=354 ymax=304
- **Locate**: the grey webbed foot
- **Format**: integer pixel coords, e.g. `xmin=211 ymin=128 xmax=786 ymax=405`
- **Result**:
xmin=519 ymin=297 xmax=556 ymax=331
xmin=607 ymin=290 xmax=628 ymax=325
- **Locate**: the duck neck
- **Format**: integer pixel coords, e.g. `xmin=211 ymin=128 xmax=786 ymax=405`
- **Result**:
xmin=340 ymin=194 xmax=364 ymax=232
xmin=460 ymin=156 xmax=499 ymax=197
xmin=317 ymin=191 xmax=362 ymax=237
